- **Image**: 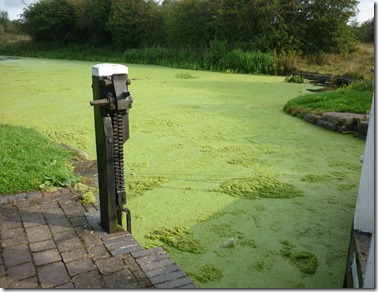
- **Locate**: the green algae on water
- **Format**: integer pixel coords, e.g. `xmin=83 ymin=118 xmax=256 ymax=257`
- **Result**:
xmin=280 ymin=240 xmax=318 ymax=275
xmin=291 ymin=251 xmax=319 ymax=275
xmin=302 ymin=172 xmax=348 ymax=183
xmin=188 ymin=264 xmax=223 ymax=283
xmin=240 ymin=239 xmax=258 ymax=248
xmin=127 ymin=176 xmax=169 ymax=196
xmin=216 ymin=176 xmax=304 ymax=199
xmin=145 ymin=226 xmax=206 ymax=254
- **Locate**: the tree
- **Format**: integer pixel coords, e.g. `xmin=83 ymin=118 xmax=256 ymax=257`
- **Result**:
xmin=0 ymin=10 xmax=9 ymax=32
xmin=21 ymin=0 xmax=76 ymax=43
xmin=163 ymin=0 xmax=211 ymax=48
xmin=107 ymin=0 xmax=164 ymax=49
xmin=299 ymin=0 xmax=359 ymax=54
xmin=353 ymin=18 xmax=374 ymax=43
xmin=69 ymin=0 xmax=112 ymax=45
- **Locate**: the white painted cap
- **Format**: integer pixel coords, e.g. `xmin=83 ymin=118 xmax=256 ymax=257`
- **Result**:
xmin=92 ymin=63 xmax=128 ymax=77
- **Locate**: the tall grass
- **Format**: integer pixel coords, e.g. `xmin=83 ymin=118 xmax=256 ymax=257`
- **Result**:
xmin=0 ymin=41 xmax=276 ymax=75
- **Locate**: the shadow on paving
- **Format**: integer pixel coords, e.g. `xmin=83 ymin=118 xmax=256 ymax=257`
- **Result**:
xmin=0 ymin=174 xmax=196 ymax=288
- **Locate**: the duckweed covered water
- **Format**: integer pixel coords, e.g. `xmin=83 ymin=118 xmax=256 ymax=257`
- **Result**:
xmin=216 ymin=176 xmax=304 ymax=199
xmin=0 ymin=57 xmax=366 ymax=288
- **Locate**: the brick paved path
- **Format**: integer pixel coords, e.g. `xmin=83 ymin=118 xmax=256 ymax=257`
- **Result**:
xmin=0 ymin=189 xmax=196 ymax=288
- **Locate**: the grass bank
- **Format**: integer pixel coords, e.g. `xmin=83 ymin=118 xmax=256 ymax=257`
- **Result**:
xmin=284 ymin=88 xmax=373 ymax=116
xmin=0 ymin=124 xmax=79 ymax=194
xmin=0 ymin=57 xmax=366 ymax=288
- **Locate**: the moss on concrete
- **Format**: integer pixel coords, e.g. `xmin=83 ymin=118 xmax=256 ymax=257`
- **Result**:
xmin=73 ymin=182 xmax=97 ymax=205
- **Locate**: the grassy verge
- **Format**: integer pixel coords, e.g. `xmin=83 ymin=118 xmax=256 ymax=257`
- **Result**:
xmin=283 ymin=88 xmax=373 ymax=116
xmin=0 ymin=124 xmax=80 ymax=195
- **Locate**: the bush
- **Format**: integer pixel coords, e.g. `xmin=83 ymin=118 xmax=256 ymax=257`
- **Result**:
xmin=285 ymin=74 xmax=304 ymax=83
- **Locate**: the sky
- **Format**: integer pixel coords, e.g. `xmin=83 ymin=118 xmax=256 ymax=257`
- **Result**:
xmin=0 ymin=0 xmax=375 ymax=23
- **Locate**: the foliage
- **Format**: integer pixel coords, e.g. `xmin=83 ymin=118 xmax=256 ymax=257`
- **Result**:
xmin=21 ymin=0 xmax=76 ymax=43
xmin=17 ymin=0 xmax=359 ymax=55
xmin=0 ymin=124 xmax=79 ymax=195
xmin=107 ymin=0 xmax=163 ymax=48
xmin=352 ymin=18 xmax=374 ymax=43
xmin=0 ymin=10 xmax=22 ymax=35
xmin=284 ymin=89 xmax=373 ymax=115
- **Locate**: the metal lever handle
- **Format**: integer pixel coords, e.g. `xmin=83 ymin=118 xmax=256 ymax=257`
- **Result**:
xmin=90 ymin=98 xmax=109 ymax=106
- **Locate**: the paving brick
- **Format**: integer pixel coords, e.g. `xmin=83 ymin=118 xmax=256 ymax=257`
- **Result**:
xmin=0 ymin=209 xmax=22 ymax=230
xmin=66 ymin=258 xmax=95 ymax=277
xmin=132 ymin=246 xmax=165 ymax=258
xmin=38 ymin=262 xmax=70 ymax=288
xmin=29 ymin=239 xmax=56 ymax=252
xmin=144 ymin=263 xmax=181 ymax=278
xmin=62 ymin=205 xmax=86 ymax=218
xmin=25 ymin=225 xmax=52 ymax=243
xmin=7 ymin=261 xmax=36 ymax=281
xmin=52 ymin=229 xmax=76 ymax=241
xmin=69 ymin=216 xmax=88 ymax=227
xmin=19 ymin=210 xmax=45 ymax=228
xmin=102 ymin=233 xmax=133 ymax=245
xmin=154 ymin=276 xmax=194 ymax=288
xmin=61 ymin=248 xmax=87 ymax=263
xmin=87 ymin=244 xmax=109 ymax=259
xmin=95 ymin=255 xmax=125 ymax=275
xmin=1 ymin=226 xmax=24 ymax=240
xmin=39 ymin=200 xmax=61 ymax=212
xmin=56 ymin=237 xmax=83 ymax=253
xmin=74 ymin=225 xmax=90 ymax=235
xmin=134 ymin=251 xmax=170 ymax=265
xmin=130 ymin=268 xmax=151 ymax=286
xmin=7 ymin=276 xmax=39 ymax=288
xmin=149 ymin=270 xmax=187 ymax=285
xmin=3 ymin=244 xmax=31 ymax=267
xmin=103 ymin=268 xmax=139 ymax=288
xmin=72 ymin=270 xmax=104 ymax=288
xmin=33 ymin=248 xmax=61 ymax=266
xmin=139 ymin=258 xmax=176 ymax=272
xmin=47 ymin=217 xmax=74 ymax=235
xmin=1 ymin=230 xmax=27 ymax=248
xmin=122 ymin=254 xmax=139 ymax=270
xmin=55 ymin=282 xmax=75 ymax=288
xmin=110 ymin=244 xmax=143 ymax=256
xmin=180 ymin=283 xmax=197 ymax=288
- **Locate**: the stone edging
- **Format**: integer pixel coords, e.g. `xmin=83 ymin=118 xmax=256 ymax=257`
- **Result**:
xmin=297 ymin=111 xmax=369 ymax=139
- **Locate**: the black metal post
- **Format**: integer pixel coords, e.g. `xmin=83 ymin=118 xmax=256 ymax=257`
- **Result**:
xmin=91 ymin=64 xmax=133 ymax=233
